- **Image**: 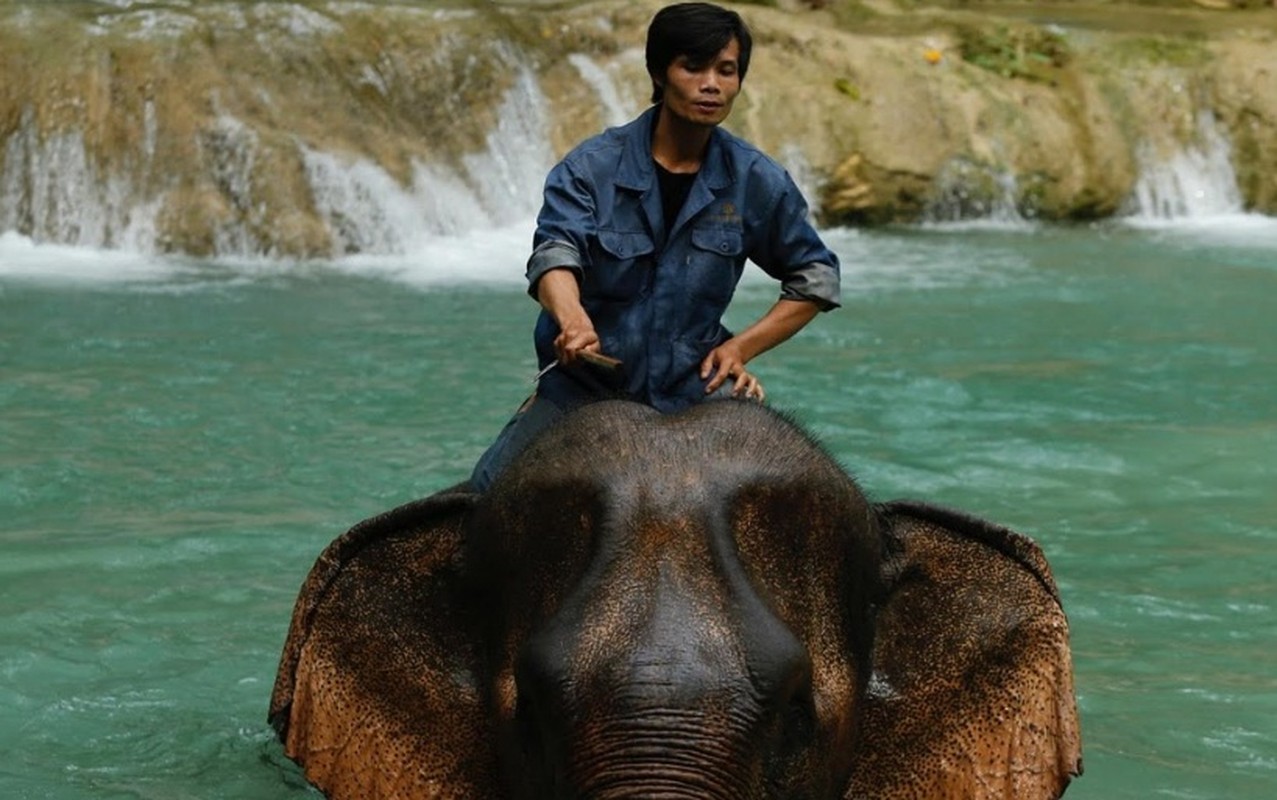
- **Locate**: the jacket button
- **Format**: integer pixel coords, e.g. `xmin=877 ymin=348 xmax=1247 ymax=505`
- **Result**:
xmin=720 ymin=242 xmax=729 ymax=252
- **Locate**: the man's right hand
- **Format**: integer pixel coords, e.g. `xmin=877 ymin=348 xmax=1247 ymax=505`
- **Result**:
xmin=553 ymin=312 xmax=601 ymax=365
xmin=536 ymin=268 xmax=600 ymax=366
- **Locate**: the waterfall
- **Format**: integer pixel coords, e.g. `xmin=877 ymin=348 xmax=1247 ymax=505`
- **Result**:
xmin=3 ymin=0 xmax=1275 ymax=263
xmin=0 ymin=21 xmax=638 ymax=262
xmin=0 ymin=109 xmax=160 ymax=251
xmin=922 ymin=157 xmax=1028 ymax=228
xmin=567 ymin=52 xmax=642 ymax=128
xmin=0 ymin=63 xmax=557 ymax=259
xmin=0 ymin=2 xmax=596 ymax=261
xmin=303 ymin=66 xmax=554 ymax=255
xmin=459 ymin=67 xmax=557 ymax=228
xmin=1126 ymin=111 xmax=1244 ymax=221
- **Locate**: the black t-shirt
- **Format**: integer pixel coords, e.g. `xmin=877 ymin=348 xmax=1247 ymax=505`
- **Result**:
xmin=654 ymin=160 xmax=697 ymax=240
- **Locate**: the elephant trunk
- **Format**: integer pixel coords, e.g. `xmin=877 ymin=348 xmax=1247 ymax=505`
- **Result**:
xmin=516 ymin=681 xmax=806 ymax=800
xmin=565 ymin=704 xmax=761 ymax=800
xmin=511 ymin=556 xmax=818 ymax=799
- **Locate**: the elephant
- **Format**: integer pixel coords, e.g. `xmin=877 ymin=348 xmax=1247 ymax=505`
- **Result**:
xmin=268 ymin=399 xmax=1082 ymax=799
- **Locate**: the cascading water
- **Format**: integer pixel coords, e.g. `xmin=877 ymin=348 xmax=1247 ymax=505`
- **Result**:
xmin=1126 ymin=111 xmax=1244 ymax=221
xmin=303 ymin=66 xmax=554 ymax=255
xmin=921 ymin=157 xmax=1028 ymax=228
xmin=0 ymin=109 xmax=159 ymax=251
xmin=7 ymin=62 xmax=558 ymax=260
xmin=0 ymin=4 xmax=607 ymax=262
xmin=566 ymin=52 xmax=642 ymax=129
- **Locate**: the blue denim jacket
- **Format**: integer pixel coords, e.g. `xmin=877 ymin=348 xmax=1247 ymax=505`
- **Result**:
xmin=527 ymin=105 xmax=840 ymax=413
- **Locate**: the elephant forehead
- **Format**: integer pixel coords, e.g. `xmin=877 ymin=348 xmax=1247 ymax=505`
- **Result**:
xmin=605 ymin=471 xmax=725 ymax=521
xmin=530 ymin=400 xmax=835 ymax=484
xmin=577 ymin=550 xmax=742 ymax=665
xmin=627 ymin=509 xmax=708 ymax=553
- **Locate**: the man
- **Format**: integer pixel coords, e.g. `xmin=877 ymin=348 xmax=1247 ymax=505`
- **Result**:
xmin=471 ymin=2 xmax=840 ymax=491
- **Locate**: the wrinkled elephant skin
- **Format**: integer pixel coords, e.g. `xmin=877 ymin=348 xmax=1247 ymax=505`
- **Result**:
xmin=269 ymin=400 xmax=1082 ymax=799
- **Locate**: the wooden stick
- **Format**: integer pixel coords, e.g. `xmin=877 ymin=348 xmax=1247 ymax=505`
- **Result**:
xmin=579 ymin=351 xmax=622 ymax=370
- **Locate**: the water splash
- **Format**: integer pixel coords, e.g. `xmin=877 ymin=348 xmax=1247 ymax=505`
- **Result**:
xmin=303 ymin=150 xmax=456 ymax=255
xmin=1126 ymin=111 xmax=1243 ymax=221
xmin=0 ymin=231 xmax=172 ymax=283
xmin=921 ymin=157 xmax=1029 ymax=229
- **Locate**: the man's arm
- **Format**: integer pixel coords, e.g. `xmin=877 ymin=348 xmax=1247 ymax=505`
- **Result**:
xmin=704 ymin=167 xmax=840 ymax=400
xmin=535 ymin=268 xmax=600 ymax=366
xmin=700 ymin=298 xmax=820 ymax=398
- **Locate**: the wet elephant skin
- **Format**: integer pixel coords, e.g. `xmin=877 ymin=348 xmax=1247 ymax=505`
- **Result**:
xmin=269 ymin=399 xmax=1082 ymax=799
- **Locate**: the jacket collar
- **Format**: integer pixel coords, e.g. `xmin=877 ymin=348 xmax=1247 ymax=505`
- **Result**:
xmin=615 ymin=105 xmax=734 ymax=194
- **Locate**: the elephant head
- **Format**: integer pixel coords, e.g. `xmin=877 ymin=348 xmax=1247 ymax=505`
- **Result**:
xmin=269 ymin=399 xmax=1081 ymax=799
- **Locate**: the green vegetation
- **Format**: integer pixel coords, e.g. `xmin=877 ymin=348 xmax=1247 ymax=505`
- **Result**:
xmin=1107 ymin=34 xmax=1211 ymax=67
xmin=955 ymin=23 xmax=1070 ymax=82
xmin=825 ymin=1 xmax=884 ymax=29
xmin=833 ymin=77 xmax=862 ymax=100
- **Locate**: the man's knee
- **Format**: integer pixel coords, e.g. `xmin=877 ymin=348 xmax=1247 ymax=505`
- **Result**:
xmin=469 ymin=395 xmax=565 ymax=492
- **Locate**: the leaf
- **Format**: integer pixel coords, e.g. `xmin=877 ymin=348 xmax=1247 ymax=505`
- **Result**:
xmin=834 ymin=78 xmax=861 ymax=101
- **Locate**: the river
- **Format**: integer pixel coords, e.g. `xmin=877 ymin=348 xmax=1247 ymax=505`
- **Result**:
xmin=3 ymin=205 xmax=1276 ymax=797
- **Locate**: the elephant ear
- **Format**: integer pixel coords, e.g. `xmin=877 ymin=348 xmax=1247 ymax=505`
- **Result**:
xmin=268 ymin=484 xmax=500 ymax=799
xmin=846 ymin=500 xmax=1083 ymax=800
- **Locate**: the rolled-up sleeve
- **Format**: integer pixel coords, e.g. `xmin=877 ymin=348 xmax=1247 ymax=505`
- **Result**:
xmin=526 ymin=159 xmax=595 ymax=298
xmin=755 ymin=175 xmax=841 ymax=311
xmin=779 ymin=264 xmax=840 ymax=310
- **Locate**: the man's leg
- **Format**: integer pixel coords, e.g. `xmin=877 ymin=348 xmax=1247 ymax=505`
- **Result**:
xmin=469 ymin=394 xmax=565 ymax=492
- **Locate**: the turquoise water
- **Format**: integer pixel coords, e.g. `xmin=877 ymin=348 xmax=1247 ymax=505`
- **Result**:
xmin=2 ymin=221 xmax=1275 ymax=798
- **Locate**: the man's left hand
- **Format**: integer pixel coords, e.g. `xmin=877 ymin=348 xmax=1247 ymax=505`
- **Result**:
xmin=701 ymin=343 xmax=765 ymax=401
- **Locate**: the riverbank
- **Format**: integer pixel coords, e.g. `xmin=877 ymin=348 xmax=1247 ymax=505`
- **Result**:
xmin=713 ymin=0 xmax=1277 ymax=223
xmin=1 ymin=1 xmax=1273 ymax=255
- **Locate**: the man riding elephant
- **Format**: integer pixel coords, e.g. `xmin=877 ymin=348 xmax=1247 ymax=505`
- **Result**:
xmin=269 ymin=4 xmax=1082 ymax=796
xmin=470 ymin=2 xmax=841 ymax=491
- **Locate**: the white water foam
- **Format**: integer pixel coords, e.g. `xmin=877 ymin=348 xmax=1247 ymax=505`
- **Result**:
xmin=0 ymin=223 xmax=535 ymax=289
xmin=921 ymin=157 xmax=1030 ymax=230
xmin=0 ymin=231 xmax=174 ymax=284
xmin=301 ymin=64 xmax=552 ymax=262
xmin=1126 ymin=111 xmax=1243 ymax=223
xmin=328 ymin=219 xmax=534 ymax=288
xmin=1121 ymin=212 xmax=1277 ymax=256
xmin=1120 ymin=111 xmax=1277 ymax=249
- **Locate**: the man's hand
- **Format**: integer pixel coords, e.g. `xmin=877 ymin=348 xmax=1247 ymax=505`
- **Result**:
xmin=537 ymin=268 xmax=600 ymax=366
xmin=553 ymin=312 xmax=601 ymax=366
xmin=701 ymin=341 xmax=765 ymax=400
xmin=699 ymin=298 xmax=822 ymax=401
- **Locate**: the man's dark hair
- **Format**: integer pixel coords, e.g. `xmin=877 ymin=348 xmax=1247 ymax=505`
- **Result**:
xmin=645 ymin=2 xmax=753 ymax=104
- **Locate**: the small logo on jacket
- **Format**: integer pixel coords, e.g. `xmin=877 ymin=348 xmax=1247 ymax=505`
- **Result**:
xmin=713 ymin=202 xmax=741 ymax=225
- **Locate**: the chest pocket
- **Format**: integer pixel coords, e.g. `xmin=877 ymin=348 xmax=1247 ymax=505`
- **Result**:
xmin=687 ymin=226 xmax=745 ymax=305
xmin=586 ymin=230 xmax=656 ymax=301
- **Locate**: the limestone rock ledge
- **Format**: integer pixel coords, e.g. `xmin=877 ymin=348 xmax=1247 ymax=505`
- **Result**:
xmin=1 ymin=1 xmax=1274 ymax=257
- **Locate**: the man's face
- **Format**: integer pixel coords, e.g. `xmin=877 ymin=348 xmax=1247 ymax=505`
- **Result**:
xmin=659 ymin=37 xmax=742 ymax=128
